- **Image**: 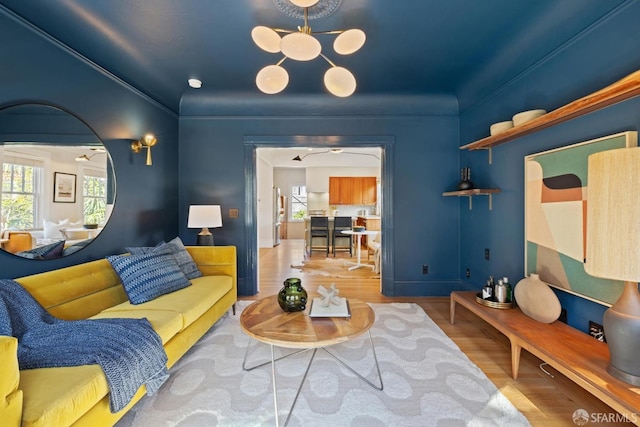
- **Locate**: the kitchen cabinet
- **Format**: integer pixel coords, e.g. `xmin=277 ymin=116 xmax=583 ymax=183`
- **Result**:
xmin=359 ymin=177 xmax=377 ymax=204
xmin=329 ymin=177 xmax=377 ymax=205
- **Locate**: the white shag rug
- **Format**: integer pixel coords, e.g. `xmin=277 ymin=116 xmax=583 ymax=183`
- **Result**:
xmin=116 ymin=302 xmax=530 ymax=427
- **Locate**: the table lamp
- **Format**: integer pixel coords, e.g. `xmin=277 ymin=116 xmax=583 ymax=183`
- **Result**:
xmin=585 ymin=147 xmax=640 ymax=385
xmin=187 ymin=205 xmax=222 ymax=246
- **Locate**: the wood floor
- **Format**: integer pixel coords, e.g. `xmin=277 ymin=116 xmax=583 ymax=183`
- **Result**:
xmin=241 ymin=239 xmax=633 ymax=426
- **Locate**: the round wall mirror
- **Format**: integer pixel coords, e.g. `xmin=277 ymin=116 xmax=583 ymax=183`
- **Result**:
xmin=0 ymin=103 xmax=115 ymax=259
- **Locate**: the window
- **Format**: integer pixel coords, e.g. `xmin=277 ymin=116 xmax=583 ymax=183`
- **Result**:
xmin=290 ymin=185 xmax=307 ymax=220
xmin=1 ymin=161 xmax=43 ymax=229
xmin=82 ymin=171 xmax=107 ymax=225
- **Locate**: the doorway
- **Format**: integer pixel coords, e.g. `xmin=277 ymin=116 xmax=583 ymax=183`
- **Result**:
xmin=244 ymin=135 xmax=395 ymax=297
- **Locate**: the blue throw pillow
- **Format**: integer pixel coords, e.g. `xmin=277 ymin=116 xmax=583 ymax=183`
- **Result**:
xmin=16 ymin=240 xmax=65 ymax=260
xmin=165 ymin=237 xmax=203 ymax=280
xmin=107 ymin=246 xmax=191 ymax=305
xmin=127 ymin=237 xmax=202 ymax=280
xmin=126 ymin=242 xmax=163 ymax=255
xmin=62 ymin=239 xmax=93 ymax=256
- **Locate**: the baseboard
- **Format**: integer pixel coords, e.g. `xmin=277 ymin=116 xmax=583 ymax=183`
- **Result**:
xmin=393 ymin=280 xmax=468 ymax=297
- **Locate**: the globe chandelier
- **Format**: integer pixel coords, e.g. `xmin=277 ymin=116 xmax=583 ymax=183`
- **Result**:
xmin=252 ymin=0 xmax=366 ymax=97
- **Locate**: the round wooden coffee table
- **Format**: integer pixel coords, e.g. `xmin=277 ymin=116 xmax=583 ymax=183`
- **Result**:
xmin=240 ymin=295 xmax=382 ymax=427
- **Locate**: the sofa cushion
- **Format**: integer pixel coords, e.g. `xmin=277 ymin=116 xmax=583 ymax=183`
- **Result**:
xmin=0 ymin=336 xmax=22 ymax=425
xmin=42 ymin=219 xmax=68 ymax=240
xmin=100 ymin=276 xmax=232 ymax=329
xmin=16 ymin=240 xmax=65 ymax=259
xmin=20 ymin=364 xmax=108 ymax=427
xmin=127 ymin=237 xmax=202 ymax=280
xmin=107 ymin=247 xmax=191 ymax=304
xmin=91 ymin=309 xmax=183 ymax=345
xmin=0 ymin=337 xmax=19 ymax=393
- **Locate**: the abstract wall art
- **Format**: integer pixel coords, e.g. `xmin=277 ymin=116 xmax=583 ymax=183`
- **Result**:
xmin=524 ymin=131 xmax=637 ymax=306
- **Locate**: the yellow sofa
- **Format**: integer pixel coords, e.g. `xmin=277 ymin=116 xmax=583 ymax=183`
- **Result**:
xmin=0 ymin=246 xmax=237 ymax=427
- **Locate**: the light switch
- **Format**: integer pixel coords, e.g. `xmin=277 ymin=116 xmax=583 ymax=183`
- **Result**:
xmin=229 ymin=208 xmax=239 ymax=219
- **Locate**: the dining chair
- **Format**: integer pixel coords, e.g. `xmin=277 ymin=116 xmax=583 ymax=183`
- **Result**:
xmin=332 ymin=216 xmax=352 ymax=257
xmin=309 ymin=216 xmax=329 ymax=256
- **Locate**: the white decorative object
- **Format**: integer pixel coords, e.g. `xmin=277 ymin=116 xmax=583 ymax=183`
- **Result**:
xmin=514 ymin=273 xmax=561 ymax=323
xmin=512 ymin=109 xmax=546 ymax=126
xmin=489 ymin=120 xmax=513 ymax=135
xmin=43 ymin=218 xmax=69 ymax=239
xmin=317 ymin=283 xmax=341 ymax=307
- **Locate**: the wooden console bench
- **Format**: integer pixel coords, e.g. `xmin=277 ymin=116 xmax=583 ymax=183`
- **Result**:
xmin=450 ymin=291 xmax=640 ymax=424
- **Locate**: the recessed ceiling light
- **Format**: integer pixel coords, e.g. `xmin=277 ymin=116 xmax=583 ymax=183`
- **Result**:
xmin=188 ymin=78 xmax=202 ymax=89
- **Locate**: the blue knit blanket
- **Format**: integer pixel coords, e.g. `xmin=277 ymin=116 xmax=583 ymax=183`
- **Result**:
xmin=0 ymin=279 xmax=169 ymax=413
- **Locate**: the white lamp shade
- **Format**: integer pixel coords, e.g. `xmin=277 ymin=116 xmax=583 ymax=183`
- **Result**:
xmin=251 ymin=26 xmax=281 ymax=53
xmin=280 ymin=32 xmax=321 ymax=61
xmin=187 ymin=205 xmax=223 ymax=229
xmin=585 ymin=147 xmax=640 ymax=281
xmin=256 ymin=65 xmax=289 ymax=94
xmin=334 ymin=29 xmax=366 ymax=55
xmin=324 ymin=66 xmax=356 ymax=97
xmin=289 ymin=0 xmax=320 ymax=7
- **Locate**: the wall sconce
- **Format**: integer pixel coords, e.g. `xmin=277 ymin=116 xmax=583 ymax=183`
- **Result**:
xmin=75 ymin=147 xmax=106 ymax=162
xmin=131 ymin=134 xmax=157 ymax=166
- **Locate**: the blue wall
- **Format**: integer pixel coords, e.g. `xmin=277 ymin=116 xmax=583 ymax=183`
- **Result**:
xmin=458 ymin=0 xmax=640 ymax=332
xmin=178 ymin=94 xmax=461 ymax=296
xmin=0 ymin=9 xmax=180 ymax=278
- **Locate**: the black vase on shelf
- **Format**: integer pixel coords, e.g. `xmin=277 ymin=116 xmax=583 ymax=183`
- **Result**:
xmin=457 ymin=167 xmax=474 ymax=190
xmin=277 ymin=278 xmax=308 ymax=312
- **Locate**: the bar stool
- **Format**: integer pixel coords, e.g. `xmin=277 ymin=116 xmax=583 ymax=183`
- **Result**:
xmin=332 ymin=216 xmax=352 ymax=257
xmin=309 ymin=216 xmax=329 ymax=256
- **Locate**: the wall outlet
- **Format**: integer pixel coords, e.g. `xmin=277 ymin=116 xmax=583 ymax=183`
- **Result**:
xmin=422 ymin=264 xmax=429 ymax=274
xmin=589 ymin=321 xmax=606 ymax=342
xmin=229 ymin=208 xmax=239 ymax=219
xmin=484 ymin=248 xmax=490 ymax=260
xmin=465 ymin=268 xmax=471 ymax=278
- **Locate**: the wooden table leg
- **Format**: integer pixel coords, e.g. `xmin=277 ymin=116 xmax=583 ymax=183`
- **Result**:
xmin=510 ymin=338 xmax=521 ymax=380
xmin=450 ymin=295 xmax=457 ymax=324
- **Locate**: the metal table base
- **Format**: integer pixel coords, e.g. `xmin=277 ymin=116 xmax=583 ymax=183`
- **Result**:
xmin=242 ymin=330 xmax=383 ymax=427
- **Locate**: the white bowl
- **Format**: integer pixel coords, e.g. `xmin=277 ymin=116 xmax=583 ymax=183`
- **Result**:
xmin=490 ymin=120 xmax=514 ymax=136
xmin=512 ymin=109 xmax=546 ymax=126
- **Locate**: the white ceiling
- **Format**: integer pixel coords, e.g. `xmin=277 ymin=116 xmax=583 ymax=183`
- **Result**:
xmin=258 ymin=147 xmax=381 ymax=168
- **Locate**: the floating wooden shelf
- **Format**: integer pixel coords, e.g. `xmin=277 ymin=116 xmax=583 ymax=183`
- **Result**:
xmin=461 ymin=69 xmax=640 ymax=151
xmin=442 ymin=188 xmax=501 ymax=210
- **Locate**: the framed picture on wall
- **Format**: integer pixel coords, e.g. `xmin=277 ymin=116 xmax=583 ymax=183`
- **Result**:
xmin=53 ymin=172 xmax=77 ymax=203
xmin=524 ymin=131 xmax=637 ymax=306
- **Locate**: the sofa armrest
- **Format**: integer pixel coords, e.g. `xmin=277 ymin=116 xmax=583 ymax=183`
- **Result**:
xmin=186 ymin=246 xmax=237 ymax=294
xmin=0 ymin=336 xmax=22 ymax=426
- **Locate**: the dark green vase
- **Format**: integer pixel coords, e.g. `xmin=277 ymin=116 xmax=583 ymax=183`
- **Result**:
xmin=278 ymin=278 xmax=308 ymax=312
